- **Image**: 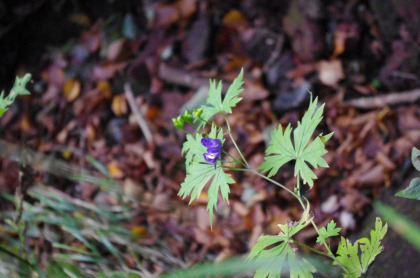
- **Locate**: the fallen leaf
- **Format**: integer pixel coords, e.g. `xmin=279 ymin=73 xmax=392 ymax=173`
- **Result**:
xmin=63 ymin=78 xmax=81 ymax=102
xmin=316 ymin=60 xmax=344 ymax=88
xmin=131 ymin=226 xmax=147 ymax=237
xmin=18 ymin=112 xmax=35 ymax=134
xmin=222 ymin=9 xmax=250 ymax=31
xmin=107 ymin=39 xmax=132 ymax=62
xmin=107 ymin=161 xmax=124 ymax=179
xmin=111 ymin=95 xmax=128 ymax=116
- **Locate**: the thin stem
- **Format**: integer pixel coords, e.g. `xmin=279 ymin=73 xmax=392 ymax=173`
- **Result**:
xmin=296 ymin=176 xmax=301 ymax=197
xmin=222 ymin=165 xmax=249 ymax=172
xmin=222 ymin=150 xmax=247 ymax=168
xmin=248 ymin=168 xmax=298 ymax=198
xmin=294 ymin=175 xmax=347 ymax=273
xmin=292 ymin=240 xmax=330 ymax=258
xmin=222 ymin=113 xmax=249 ymax=167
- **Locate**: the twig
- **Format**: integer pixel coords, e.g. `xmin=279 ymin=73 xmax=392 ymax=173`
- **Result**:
xmin=158 ymin=63 xmax=229 ymax=91
xmin=124 ymin=83 xmax=153 ymax=144
xmin=346 ymin=88 xmax=420 ymax=109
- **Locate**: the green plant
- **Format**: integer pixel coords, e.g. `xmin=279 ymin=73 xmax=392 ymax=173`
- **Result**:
xmin=395 ymin=147 xmax=420 ymax=200
xmin=0 ymin=73 xmax=31 ymax=117
xmin=173 ymin=69 xmax=387 ymax=277
xmin=0 ymin=74 xmax=181 ymax=277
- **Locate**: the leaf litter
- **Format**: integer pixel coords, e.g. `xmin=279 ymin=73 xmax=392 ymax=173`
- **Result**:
xmin=1 ymin=0 xmax=420 ymax=276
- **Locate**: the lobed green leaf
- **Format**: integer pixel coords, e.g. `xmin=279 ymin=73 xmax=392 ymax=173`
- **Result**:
xmin=316 ymin=220 xmax=341 ymax=245
xmin=334 ymin=217 xmax=387 ymax=278
xmin=259 ymin=95 xmax=333 ymax=189
xmin=248 ymin=204 xmax=315 ymax=277
xmin=178 ymin=125 xmax=234 ymax=227
xmin=196 ymin=69 xmax=244 ymax=129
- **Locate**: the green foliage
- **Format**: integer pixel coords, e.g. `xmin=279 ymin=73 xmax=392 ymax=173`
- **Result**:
xmin=0 ymin=182 xmax=164 ymax=277
xmin=248 ymin=204 xmax=316 ymax=278
xmin=173 ymin=108 xmax=203 ymax=130
xmin=196 ymin=69 xmax=244 ymax=128
xmin=334 ymin=217 xmax=387 ymax=278
xmin=172 ymin=70 xmax=389 ymax=278
xmin=259 ymin=95 xmax=333 ymax=188
xmin=396 ymin=147 xmax=420 ymax=200
xmin=411 ymin=147 xmax=420 ymax=171
xmin=396 ymin=178 xmax=420 ymax=200
xmin=0 ymin=73 xmax=31 ymax=117
xmin=179 ymin=125 xmax=234 ymax=227
xmin=316 ymin=220 xmax=341 ymax=245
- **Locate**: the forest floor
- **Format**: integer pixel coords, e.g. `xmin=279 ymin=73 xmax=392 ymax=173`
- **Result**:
xmin=1 ymin=0 xmax=420 ymax=276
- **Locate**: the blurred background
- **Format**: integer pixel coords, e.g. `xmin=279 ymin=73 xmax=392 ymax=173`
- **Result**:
xmin=1 ymin=0 xmax=420 ymax=277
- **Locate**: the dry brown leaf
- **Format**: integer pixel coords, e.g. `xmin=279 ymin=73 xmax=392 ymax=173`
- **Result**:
xmin=175 ymin=0 xmax=197 ymax=19
xmin=18 ymin=112 xmax=35 ymax=134
xmin=85 ymin=124 xmax=96 ymax=143
xmin=332 ymin=30 xmax=347 ymax=58
xmin=357 ymin=164 xmax=385 ymax=186
xmin=63 ymin=78 xmax=81 ymax=102
xmin=107 ymin=161 xmax=125 ymax=179
xmin=97 ymin=80 xmax=112 ymax=94
xmin=56 ymin=120 xmax=77 ymax=144
xmin=316 ymin=60 xmax=344 ymax=88
xmin=107 ymin=39 xmax=131 ymax=62
xmin=91 ymin=62 xmax=127 ymax=81
xmin=123 ymin=178 xmax=144 ymax=200
xmin=222 ymin=9 xmax=250 ymax=31
xmin=111 ymin=95 xmax=128 ymax=116
xmin=243 ymin=79 xmax=269 ymax=100
xmin=232 ymin=201 xmax=250 ymax=217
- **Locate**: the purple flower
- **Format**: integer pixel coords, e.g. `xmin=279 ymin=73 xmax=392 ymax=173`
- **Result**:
xmin=201 ymin=138 xmax=222 ymax=167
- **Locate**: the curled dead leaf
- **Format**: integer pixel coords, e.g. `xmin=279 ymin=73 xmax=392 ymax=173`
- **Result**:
xmin=63 ymin=78 xmax=81 ymax=102
xmin=111 ymin=95 xmax=128 ymax=116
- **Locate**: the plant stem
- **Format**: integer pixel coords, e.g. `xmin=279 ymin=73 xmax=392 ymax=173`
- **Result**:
xmin=247 ymin=168 xmax=298 ymax=198
xmin=222 ymin=165 xmax=248 ymax=172
xmin=222 ymin=150 xmax=247 ymax=168
xmin=296 ymin=176 xmax=301 ymax=197
xmin=222 ymin=113 xmax=249 ymax=168
xmin=293 ymin=174 xmax=347 ymax=273
xmin=292 ymin=240 xmax=330 ymax=258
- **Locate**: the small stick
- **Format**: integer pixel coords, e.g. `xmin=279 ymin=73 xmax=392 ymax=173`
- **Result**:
xmin=124 ymin=83 xmax=153 ymax=144
xmin=346 ymin=88 xmax=420 ymax=109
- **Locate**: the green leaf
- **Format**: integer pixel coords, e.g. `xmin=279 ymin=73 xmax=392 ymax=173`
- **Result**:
xmin=248 ymin=204 xmax=315 ymax=278
xmin=10 ymin=73 xmax=32 ymax=97
xmin=411 ymin=147 xmax=420 ymax=171
xmin=222 ymin=68 xmax=244 ymax=113
xmin=316 ymin=220 xmax=341 ymax=245
xmin=259 ymin=95 xmax=332 ymax=188
xmin=178 ymin=126 xmax=234 ymax=227
xmin=396 ymin=147 xmax=420 ymax=200
xmin=197 ymin=69 xmax=244 ymax=128
xmin=395 ymin=177 xmax=420 ymax=200
xmin=0 ymin=73 xmax=31 ymax=118
xmin=334 ymin=217 xmax=387 ymax=278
